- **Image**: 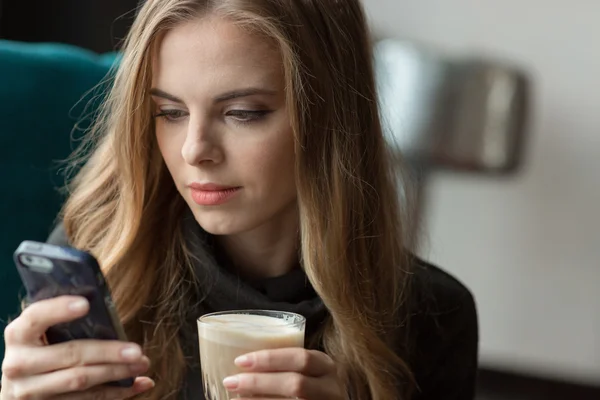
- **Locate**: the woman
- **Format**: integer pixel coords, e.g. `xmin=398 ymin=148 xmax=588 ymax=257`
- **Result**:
xmin=1 ymin=0 xmax=478 ymax=399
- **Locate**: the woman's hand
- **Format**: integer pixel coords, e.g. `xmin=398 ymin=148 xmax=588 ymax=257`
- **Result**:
xmin=1 ymin=296 xmax=155 ymax=400
xmin=222 ymin=348 xmax=343 ymax=399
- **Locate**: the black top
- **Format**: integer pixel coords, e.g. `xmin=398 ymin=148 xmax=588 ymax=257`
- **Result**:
xmin=47 ymin=215 xmax=478 ymax=400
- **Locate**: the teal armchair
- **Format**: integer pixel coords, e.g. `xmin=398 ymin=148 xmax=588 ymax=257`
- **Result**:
xmin=0 ymin=40 xmax=117 ymax=363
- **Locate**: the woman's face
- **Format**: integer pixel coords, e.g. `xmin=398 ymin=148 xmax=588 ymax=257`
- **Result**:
xmin=152 ymin=17 xmax=297 ymax=235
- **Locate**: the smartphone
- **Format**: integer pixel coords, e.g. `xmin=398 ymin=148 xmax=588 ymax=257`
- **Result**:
xmin=13 ymin=240 xmax=135 ymax=388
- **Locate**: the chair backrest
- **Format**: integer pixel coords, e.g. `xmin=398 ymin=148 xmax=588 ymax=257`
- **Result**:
xmin=0 ymin=40 xmax=116 ymax=363
xmin=374 ymin=38 xmax=530 ymax=174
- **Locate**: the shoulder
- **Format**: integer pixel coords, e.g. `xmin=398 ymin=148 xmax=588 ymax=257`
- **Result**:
xmin=410 ymin=255 xmax=477 ymax=320
xmin=46 ymin=222 xmax=70 ymax=247
xmin=407 ymin=255 xmax=479 ymax=399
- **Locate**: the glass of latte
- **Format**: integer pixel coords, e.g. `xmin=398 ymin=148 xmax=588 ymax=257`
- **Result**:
xmin=198 ymin=310 xmax=306 ymax=400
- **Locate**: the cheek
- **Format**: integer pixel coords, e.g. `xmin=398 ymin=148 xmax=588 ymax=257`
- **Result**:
xmin=155 ymin=131 xmax=182 ymax=171
xmin=245 ymin=128 xmax=296 ymax=189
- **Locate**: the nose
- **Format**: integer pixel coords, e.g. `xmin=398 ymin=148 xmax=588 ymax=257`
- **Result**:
xmin=181 ymin=118 xmax=223 ymax=166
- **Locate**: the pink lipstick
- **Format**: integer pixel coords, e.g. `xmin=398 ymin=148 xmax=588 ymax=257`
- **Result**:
xmin=188 ymin=183 xmax=241 ymax=206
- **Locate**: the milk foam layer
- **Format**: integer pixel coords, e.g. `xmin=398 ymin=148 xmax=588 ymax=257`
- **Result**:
xmin=198 ymin=313 xmax=304 ymax=348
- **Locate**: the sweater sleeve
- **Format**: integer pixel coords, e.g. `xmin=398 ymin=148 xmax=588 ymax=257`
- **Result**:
xmin=410 ymin=259 xmax=479 ymax=400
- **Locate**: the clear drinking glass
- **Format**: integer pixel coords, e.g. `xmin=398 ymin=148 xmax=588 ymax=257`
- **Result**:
xmin=198 ymin=310 xmax=306 ymax=400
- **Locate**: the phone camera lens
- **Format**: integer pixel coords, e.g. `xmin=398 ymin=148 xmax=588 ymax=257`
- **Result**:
xmin=21 ymin=255 xmax=53 ymax=272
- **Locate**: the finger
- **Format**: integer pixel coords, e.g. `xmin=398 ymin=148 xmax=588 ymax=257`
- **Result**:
xmin=2 ymin=340 xmax=146 ymax=378
xmin=50 ymin=377 xmax=155 ymax=400
xmin=223 ymin=372 xmax=324 ymax=399
xmin=235 ymin=349 xmax=335 ymax=377
xmin=4 ymin=296 xmax=90 ymax=345
xmin=10 ymin=361 xmax=150 ymax=398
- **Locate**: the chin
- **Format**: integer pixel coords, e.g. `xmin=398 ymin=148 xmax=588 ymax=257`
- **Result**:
xmin=189 ymin=208 xmax=252 ymax=236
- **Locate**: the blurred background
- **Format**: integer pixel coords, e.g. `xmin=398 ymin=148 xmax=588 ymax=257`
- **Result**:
xmin=366 ymin=1 xmax=600 ymax=398
xmin=0 ymin=0 xmax=598 ymax=399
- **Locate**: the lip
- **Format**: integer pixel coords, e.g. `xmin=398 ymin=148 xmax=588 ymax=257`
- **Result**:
xmin=188 ymin=182 xmax=241 ymax=206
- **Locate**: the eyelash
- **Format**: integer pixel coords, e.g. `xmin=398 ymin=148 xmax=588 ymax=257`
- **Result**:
xmin=228 ymin=110 xmax=271 ymax=125
xmin=153 ymin=109 xmax=271 ymax=125
xmin=154 ymin=110 xmax=187 ymax=123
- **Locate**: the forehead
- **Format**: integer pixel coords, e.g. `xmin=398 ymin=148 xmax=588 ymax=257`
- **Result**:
xmin=152 ymin=17 xmax=282 ymax=88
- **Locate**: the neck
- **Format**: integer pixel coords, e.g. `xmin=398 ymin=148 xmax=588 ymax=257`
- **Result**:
xmin=215 ymin=204 xmax=300 ymax=280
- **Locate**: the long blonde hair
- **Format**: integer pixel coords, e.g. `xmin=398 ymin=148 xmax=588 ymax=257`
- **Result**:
xmin=62 ymin=0 xmax=416 ymax=398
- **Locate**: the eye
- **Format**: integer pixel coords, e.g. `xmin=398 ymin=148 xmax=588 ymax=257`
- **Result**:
xmin=226 ymin=110 xmax=271 ymax=125
xmin=154 ymin=109 xmax=188 ymax=122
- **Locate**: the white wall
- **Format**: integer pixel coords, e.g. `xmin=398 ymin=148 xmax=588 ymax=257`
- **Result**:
xmin=363 ymin=0 xmax=600 ymax=385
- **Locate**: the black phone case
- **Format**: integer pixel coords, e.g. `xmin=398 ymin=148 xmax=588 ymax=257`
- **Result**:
xmin=13 ymin=240 xmax=135 ymax=388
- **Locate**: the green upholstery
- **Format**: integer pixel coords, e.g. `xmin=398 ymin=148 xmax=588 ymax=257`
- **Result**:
xmin=0 ymin=40 xmax=117 ymax=363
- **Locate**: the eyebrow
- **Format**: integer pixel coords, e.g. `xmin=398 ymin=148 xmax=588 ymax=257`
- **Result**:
xmin=149 ymin=87 xmax=277 ymax=104
xmin=150 ymin=88 xmax=183 ymax=103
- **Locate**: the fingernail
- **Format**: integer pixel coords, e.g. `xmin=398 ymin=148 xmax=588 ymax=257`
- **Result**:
xmin=234 ymin=355 xmax=253 ymax=368
xmin=68 ymin=299 xmax=89 ymax=312
xmin=223 ymin=376 xmax=239 ymax=390
xmin=138 ymin=379 xmax=155 ymax=391
xmin=121 ymin=346 xmax=142 ymax=361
